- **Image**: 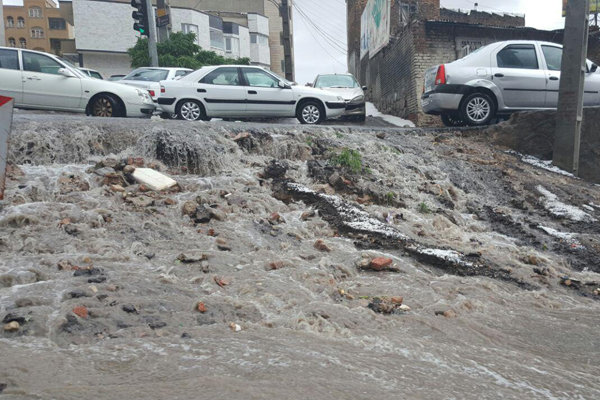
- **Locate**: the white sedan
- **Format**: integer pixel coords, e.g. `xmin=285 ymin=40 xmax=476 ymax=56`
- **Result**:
xmin=0 ymin=47 xmax=155 ymax=118
xmin=157 ymin=65 xmax=347 ymax=124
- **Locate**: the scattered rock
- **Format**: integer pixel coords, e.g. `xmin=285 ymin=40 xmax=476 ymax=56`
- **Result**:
xmin=368 ymin=297 xmax=410 ymax=314
xmin=177 ymin=252 xmax=208 ymax=263
xmin=73 ymin=267 xmax=102 ymax=277
xmin=216 ymin=238 xmax=231 ymax=251
xmin=267 ymin=260 xmax=289 ymax=270
xmin=2 ymin=313 xmax=26 ymax=325
xmin=233 ymin=132 xmax=250 ymax=141
xmin=72 ymin=306 xmax=88 ymax=319
xmin=524 ymin=255 xmax=540 ymax=265
xmin=66 ymin=289 xmax=91 ymax=299
xmin=214 ymin=276 xmax=231 ymax=287
xmin=3 ymin=321 xmax=20 ymax=332
xmin=110 ymin=184 xmax=125 ymax=193
xmin=229 ymin=322 xmax=242 ymax=332
xmin=196 ymin=302 xmax=207 ymax=313
xmin=314 ymin=239 xmax=332 ymax=252
xmin=122 ymin=304 xmax=138 ymax=314
xmin=435 ymin=310 xmax=457 ymax=318
xmin=390 ymin=296 xmax=404 ymax=305
xmin=263 ymin=160 xmax=288 ymax=179
xmin=376 ymin=132 xmax=386 ymax=139
xmin=126 ymin=195 xmax=154 ymax=208
xmin=268 ymin=212 xmax=283 ymax=224
xmin=301 ymin=210 xmax=316 ymax=220
xmin=362 ymin=257 xmax=400 ymax=272
xmin=164 ymin=198 xmax=177 ymax=206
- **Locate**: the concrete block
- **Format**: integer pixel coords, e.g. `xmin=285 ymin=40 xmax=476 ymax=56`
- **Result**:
xmin=132 ymin=168 xmax=177 ymax=191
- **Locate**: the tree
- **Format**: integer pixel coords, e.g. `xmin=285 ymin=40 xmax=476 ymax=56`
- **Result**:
xmin=127 ymin=32 xmax=250 ymax=69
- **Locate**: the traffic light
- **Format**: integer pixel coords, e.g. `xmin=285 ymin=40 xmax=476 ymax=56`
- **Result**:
xmin=131 ymin=0 xmax=149 ymax=36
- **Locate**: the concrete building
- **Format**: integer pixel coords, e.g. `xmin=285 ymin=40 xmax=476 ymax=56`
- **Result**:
xmin=173 ymin=0 xmax=294 ymax=80
xmin=2 ymin=0 xmax=74 ymax=55
xmin=347 ymin=0 xmax=600 ymax=126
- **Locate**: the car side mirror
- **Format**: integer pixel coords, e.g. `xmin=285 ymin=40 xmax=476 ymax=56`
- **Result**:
xmin=278 ymin=81 xmax=291 ymax=89
xmin=591 ymin=63 xmax=598 ymax=73
xmin=362 ymin=86 xmax=368 ymax=91
xmin=58 ymin=68 xmax=75 ymax=78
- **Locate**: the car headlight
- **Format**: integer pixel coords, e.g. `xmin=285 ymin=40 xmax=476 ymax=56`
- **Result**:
xmin=349 ymin=95 xmax=365 ymax=104
xmin=136 ymin=89 xmax=153 ymax=104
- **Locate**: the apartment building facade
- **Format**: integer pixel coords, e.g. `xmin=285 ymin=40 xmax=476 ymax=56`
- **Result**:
xmin=0 ymin=0 xmax=5 ymax=46
xmin=173 ymin=0 xmax=294 ymax=80
xmin=2 ymin=0 xmax=73 ymax=54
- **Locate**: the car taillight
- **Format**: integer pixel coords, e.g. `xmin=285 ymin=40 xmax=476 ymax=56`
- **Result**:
xmin=160 ymin=86 xmax=165 ymax=93
xmin=148 ymin=90 xmax=155 ymax=97
xmin=435 ymin=64 xmax=446 ymax=85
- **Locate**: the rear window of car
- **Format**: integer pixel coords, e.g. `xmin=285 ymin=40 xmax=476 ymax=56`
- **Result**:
xmin=123 ymin=69 xmax=169 ymax=82
xmin=497 ymin=45 xmax=539 ymax=69
xmin=314 ymin=75 xmax=359 ymax=88
xmin=0 ymin=49 xmax=19 ymax=70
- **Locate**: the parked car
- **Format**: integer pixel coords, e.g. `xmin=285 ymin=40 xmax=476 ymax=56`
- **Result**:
xmin=157 ymin=65 xmax=347 ymax=124
xmin=79 ymin=67 xmax=104 ymax=80
xmin=0 ymin=47 xmax=155 ymax=117
xmin=313 ymin=73 xmax=366 ymax=122
xmin=421 ymin=40 xmax=600 ymax=126
xmin=120 ymin=67 xmax=192 ymax=101
xmin=108 ymin=74 xmax=125 ymax=81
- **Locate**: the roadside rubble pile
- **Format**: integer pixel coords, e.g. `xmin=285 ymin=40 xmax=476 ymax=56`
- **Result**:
xmin=1 ymin=117 xmax=600 ymax=399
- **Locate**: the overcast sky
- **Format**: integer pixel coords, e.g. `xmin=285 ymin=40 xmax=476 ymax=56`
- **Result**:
xmin=292 ymin=0 xmax=566 ymax=84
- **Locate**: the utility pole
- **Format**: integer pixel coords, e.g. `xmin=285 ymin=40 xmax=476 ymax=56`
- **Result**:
xmin=0 ymin=0 xmax=6 ymax=47
xmin=554 ymin=0 xmax=590 ymax=175
xmin=156 ymin=0 xmax=170 ymax=43
xmin=145 ymin=0 xmax=159 ymax=67
xmin=280 ymin=0 xmax=294 ymax=81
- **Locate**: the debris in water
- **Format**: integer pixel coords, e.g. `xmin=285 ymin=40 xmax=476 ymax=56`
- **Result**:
xmin=3 ymin=321 xmax=20 ymax=332
xmin=72 ymin=306 xmax=88 ymax=319
xmin=132 ymin=168 xmax=177 ymax=191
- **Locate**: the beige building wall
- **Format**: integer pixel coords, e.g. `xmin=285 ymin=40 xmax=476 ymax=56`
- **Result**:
xmin=3 ymin=0 xmax=74 ymax=54
xmin=0 ymin=0 xmax=5 ymax=46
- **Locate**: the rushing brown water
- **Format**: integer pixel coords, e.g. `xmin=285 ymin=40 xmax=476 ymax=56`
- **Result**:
xmin=1 ymin=115 xmax=599 ymax=399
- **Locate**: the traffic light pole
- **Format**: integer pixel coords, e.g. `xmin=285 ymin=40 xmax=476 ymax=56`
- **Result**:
xmin=553 ymin=0 xmax=590 ymax=174
xmin=144 ymin=0 xmax=159 ymax=67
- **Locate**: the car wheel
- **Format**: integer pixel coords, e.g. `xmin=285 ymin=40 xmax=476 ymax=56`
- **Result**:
xmin=441 ymin=113 xmax=465 ymax=127
xmin=91 ymin=94 xmax=124 ymax=118
xmin=297 ymin=100 xmax=325 ymax=125
xmin=460 ymin=92 xmax=495 ymax=126
xmin=177 ymin=100 xmax=205 ymax=122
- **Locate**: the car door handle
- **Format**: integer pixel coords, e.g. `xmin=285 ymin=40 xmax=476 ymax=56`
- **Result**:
xmin=26 ymin=76 xmax=41 ymax=81
xmin=197 ymin=88 xmax=206 ymax=93
xmin=549 ymin=76 xmax=559 ymax=81
xmin=494 ymin=73 xmax=504 ymax=78
xmin=248 ymin=90 xmax=257 ymax=95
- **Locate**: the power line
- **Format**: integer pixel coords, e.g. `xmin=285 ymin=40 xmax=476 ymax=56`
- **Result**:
xmin=293 ymin=4 xmax=346 ymax=66
xmin=293 ymin=2 xmax=347 ymax=54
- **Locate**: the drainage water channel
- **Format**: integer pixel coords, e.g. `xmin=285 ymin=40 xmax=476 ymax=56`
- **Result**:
xmin=0 ymin=117 xmax=599 ymax=399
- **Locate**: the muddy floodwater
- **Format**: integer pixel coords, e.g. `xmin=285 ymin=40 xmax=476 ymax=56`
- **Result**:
xmin=1 ymin=116 xmax=599 ymax=399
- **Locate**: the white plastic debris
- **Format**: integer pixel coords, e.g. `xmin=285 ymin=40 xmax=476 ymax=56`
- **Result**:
xmin=132 ymin=168 xmax=177 ymax=191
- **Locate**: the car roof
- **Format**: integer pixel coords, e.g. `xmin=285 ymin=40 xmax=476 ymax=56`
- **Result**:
xmin=133 ymin=67 xmax=193 ymax=71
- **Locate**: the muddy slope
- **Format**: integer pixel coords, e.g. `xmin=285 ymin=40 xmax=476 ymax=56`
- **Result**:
xmin=1 ymin=116 xmax=599 ymax=399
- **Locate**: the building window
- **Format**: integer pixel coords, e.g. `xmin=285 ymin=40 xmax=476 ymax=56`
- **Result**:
xmin=281 ymin=60 xmax=285 ymax=74
xmin=49 ymin=18 xmax=66 ymax=30
xmin=17 ymin=17 xmax=25 ymax=28
xmin=29 ymin=7 xmax=42 ymax=18
xmin=250 ymin=34 xmax=257 ymax=44
xmin=6 ymin=17 xmax=14 ymax=28
xmin=31 ymin=27 xmax=44 ymax=39
xmin=8 ymin=37 xmax=16 ymax=47
xmin=19 ymin=38 xmax=27 ymax=48
xmin=50 ymin=38 xmax=62 ymax=53
xmin=181 ymin=23 xmax=199 ymax=41
xmin=225 ymin=37 xmax=232 ymax=51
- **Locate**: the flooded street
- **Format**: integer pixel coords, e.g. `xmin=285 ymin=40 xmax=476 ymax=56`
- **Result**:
xmin=1 ymin=115 xmax=599 ymax=399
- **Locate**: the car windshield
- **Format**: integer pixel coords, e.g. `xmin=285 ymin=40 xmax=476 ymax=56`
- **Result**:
xmin=123 ymin=69 xmax=169 ymax=82
xmin=315 ymin=75 xmax=358 ymax=88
